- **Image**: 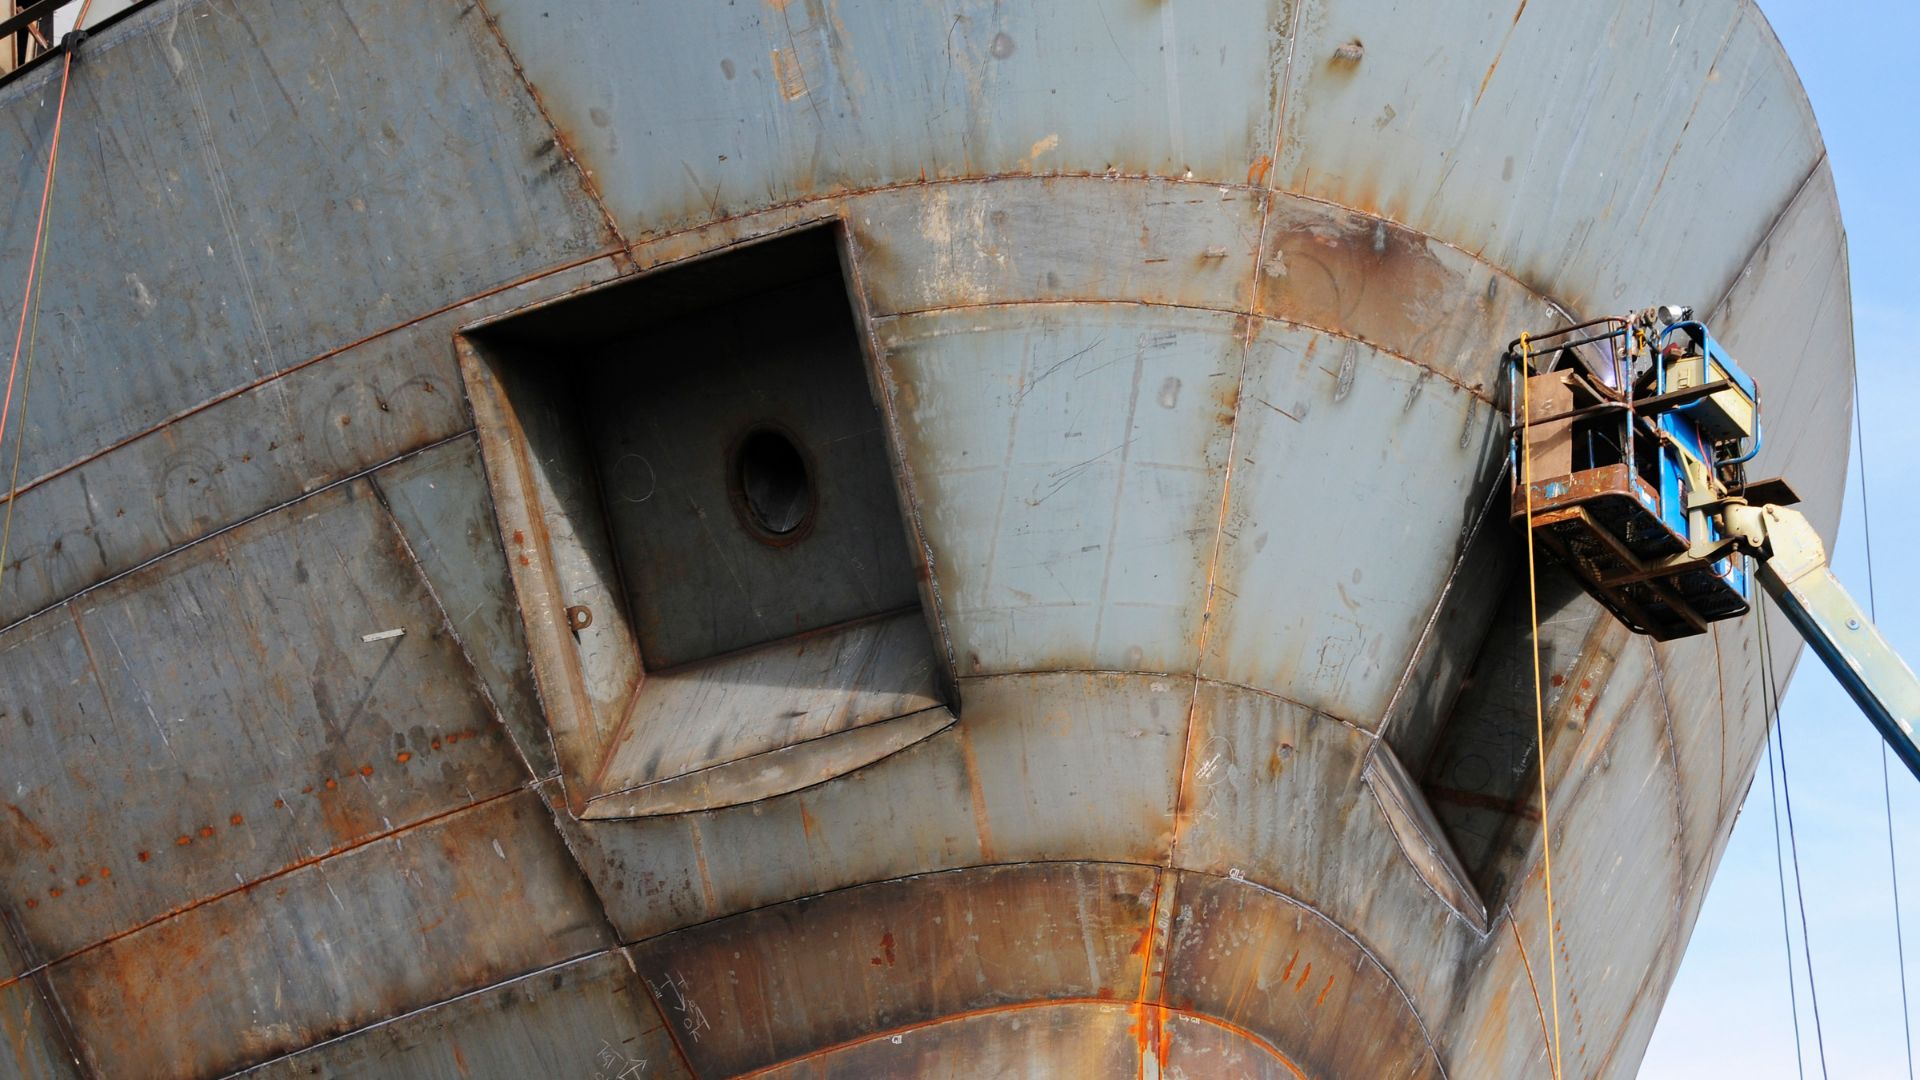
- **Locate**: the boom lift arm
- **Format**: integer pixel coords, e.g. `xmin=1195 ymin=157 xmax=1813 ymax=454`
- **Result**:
xmin=1724 ymin=500 xmax=1920 ymax=781
xmin=1507 ymin=307 xmax=1920 ymax=781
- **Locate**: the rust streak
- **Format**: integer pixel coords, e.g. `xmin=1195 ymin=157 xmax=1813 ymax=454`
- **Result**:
xmin=1472 ymin=0 xmax=1529 ymax=108
xmin=3 ymin=805 xmax=52 ymax=852
xmin=956 ymin=721 xmax=998 ymax=861
xmin=1130 ymin=870 xmax=1166 ymax=1079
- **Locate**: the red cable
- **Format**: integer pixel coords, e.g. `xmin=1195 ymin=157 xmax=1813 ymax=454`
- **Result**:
xmin=0 ymin=49 xmax=76 ymax=463
xmin=0 ymin=0 xmax=94 ymax=467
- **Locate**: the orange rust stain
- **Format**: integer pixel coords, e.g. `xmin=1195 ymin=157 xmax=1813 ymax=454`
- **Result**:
xmin=75 ymin=876 xmax=89 ymax=887
xmin=1315 ymin=973 xmax=1335 ymax=1008
xmin=302 ymin=785 xmax=314 ymax=795
xmin=1295 ymin=961 xmax=1312 ymax=991
xmin=199 ymin=826 xmax=215 ymax=839
xmin=136 ymin=851 xmax=149 ymax=863
xmin=23 ymin=899 xmax=35 ymax=909
xmin=175 ymin=835 xmax=192 ymax=847
xmin=1280 ymin=949 xmax=1298 ymax=982
xmin=1247 ymin=154 xmax=1273 ymax=185
xmin=396 ymin=751 xmax=412 ymax=764
xmin=1551 ymin=674 xmax=1565 ymax=687
xmin=1129 ymin=921 xmax=1155 ymax=960
xmin=324 ymin=778 xmax=338 ymax=791
xmin=5 ymin=804 xmax=54 ymax=850
xmin=229 ymin=814 xmax=244 ymax=827
xmin=957 ymin=726 xmax=997 ymax=860
xmin=517 ymin=554 xmax=531 ymax=566
xmin=47 ymin=887 xmax=60 ymax=898
xmin=511 ymin=530 xmax=524 ymax=545
xmin=798 ymin=803 xmax=816 ymax=840
xmin=273 ymin=798 xmax=286 ymax=809
xmin=359 ymin=765 xmax=374 ymax=777
xmin=452 ymin=1041 xmax=470 ymax=1077
xmin=98 ymin=867 xmax=108 ymax=878
xmin=431 ymin=738 xmax=442 ymax=750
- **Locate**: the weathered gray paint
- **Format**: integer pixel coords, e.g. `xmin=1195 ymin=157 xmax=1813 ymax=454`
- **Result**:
xmin=0 ymin=0 xmax=1852 ymax=1075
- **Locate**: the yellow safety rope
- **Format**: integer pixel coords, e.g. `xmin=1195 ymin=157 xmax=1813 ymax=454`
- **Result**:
xmin=1517 ymin=332 xmax=1564 ymax=1080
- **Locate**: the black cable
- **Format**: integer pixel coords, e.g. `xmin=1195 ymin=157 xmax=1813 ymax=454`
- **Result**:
xmin=1853 ymin=354 xmax=1914 ymax=1078
xmin=1760 ymin=596 xmax=1830 ymax=1077
xmin=1767 ymin=699 xmax=1809 ymax=1080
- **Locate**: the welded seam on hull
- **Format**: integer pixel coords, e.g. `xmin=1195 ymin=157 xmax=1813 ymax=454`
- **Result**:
xmin=731 ymin=998 xmax=1311 ymax=1079
xmin=1360 ymin=762 xmax=1490 ymax=939
xmin=0 ymin=429 xmax=475 ymax=638
xmin=366 ymin=464 xmax=554 ymax=785
xmin=611 ymin=857 xmax=1448 ymax=1076
xmin=873 ymin=296 xmax=1506 ymax=406
xmin=1 ymin=177 xmax=1576 ymax=514
xmin=0 ymin=906 xmax=90 ymax=1078
xmin=1373 ymin=462 xmax=1513 ymax=742
xmin=0 ymin=280 xmax=1509 ymax=635
xmin=1643 ymin=638 xmax=1693 ymax=879
xmin=518 ymin=779 xmax=705 ymax=1080
xmin=1483 ymin=634 xmax=1680 ymax=1071
xmin=1710 ymin=625 xmax=1730 ymax=813
xmin=587 ymin=706 xmax=957 ymax=809
xmin=467 ymin=0 xmax=630 ymax=255
xmin=1503 ymin=902 xmax=1558 ymax=1076
xmin=214 ymin=947 xmax=624 ymax=1079
xmin=836 ymin=222 xmax=967 ymax=713
xmin=1704 ymin=150 xmax=1832 ymax=324
xmin=0 ymin=249 xmax=621 ymax=509
xmin=1159 ymin=0 xmax=1302 ymax=878
xmin=580 ymin=672 xmax=1377 ymax=825
xmin=0 ymin=786 xmax=529 ymax=998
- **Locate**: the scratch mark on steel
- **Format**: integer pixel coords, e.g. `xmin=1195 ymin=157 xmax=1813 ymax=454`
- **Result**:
xmin=1014 ymin=338 xmax=1105 ymax=403
xmin=1254 ymin=397 xmax=1300 ymax=423
xmin=1089 ymin=350 xmax=1147 ymax=661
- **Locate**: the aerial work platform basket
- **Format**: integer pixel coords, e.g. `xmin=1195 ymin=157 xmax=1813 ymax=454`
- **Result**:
xmin=1507 ymin=307 xmax=1782 ymax=640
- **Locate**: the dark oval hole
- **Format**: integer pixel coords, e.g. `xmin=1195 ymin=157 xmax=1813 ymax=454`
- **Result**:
xmin=736 ymin=427 xmax=813 ymax=538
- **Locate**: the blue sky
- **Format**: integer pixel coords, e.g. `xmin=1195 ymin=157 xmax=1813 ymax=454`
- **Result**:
xmin=1641 ymin=2 xmax=1920 ymax=1076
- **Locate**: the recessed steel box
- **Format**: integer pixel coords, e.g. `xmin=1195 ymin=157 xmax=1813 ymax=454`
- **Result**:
xmin=457 ymin=226 xmax=955 ymax=818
